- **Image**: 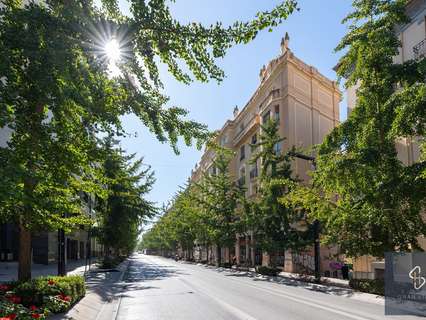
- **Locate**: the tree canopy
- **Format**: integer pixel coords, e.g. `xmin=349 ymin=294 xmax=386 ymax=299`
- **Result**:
xmin=0 ymin=0 xmax=298 ymax=280
xmin=289 ymin=0 xmax=426 ymax=258
xmin=191 ymin=146 xmax=245 ymax=263
xmin=96 ymin=137 xmax=157 ymax=256
xmin=246 ymin=120 xmax=310 ymax=262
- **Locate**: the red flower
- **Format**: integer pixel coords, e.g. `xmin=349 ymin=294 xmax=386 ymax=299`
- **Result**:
xmin=0 ymin=315 xmax=17 ymax=320
xmin=58 ymin=293 xmax=71 ymax=302
xmin=29 ymin=305 xmax=37 ymax=311
xmin=31 ymin=314 xmax=41 ymax=319
xmin=47 ymin=280 xmax=55 ymax=286
xmin=0 ymin=284 xmax=10 ymax=291
xmin=6 ymin=295 xmax=21 ymax=304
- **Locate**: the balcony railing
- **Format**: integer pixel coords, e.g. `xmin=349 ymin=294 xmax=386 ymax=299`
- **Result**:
xmin=259 ymin=89 xmax=281 ymax=112
xmin=413 ymin=39 xmax=426 ymax=60
xmin=234 ymin=114 xmax=260 ymax=144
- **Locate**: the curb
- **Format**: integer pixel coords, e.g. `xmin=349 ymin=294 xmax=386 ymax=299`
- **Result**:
xmin=49 ymin=259 xmax=131 ymax=320
xmin=179 ymin=258 xmax=350 ymax=289
xmin=110 ymin=260 xmax=131 ymax=320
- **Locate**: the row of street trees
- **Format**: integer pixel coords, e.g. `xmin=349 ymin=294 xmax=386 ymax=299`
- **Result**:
xmin=0 ymin=0 xmax=299 ymax=280
xmin=142 ymin=0 xmax=426 ymax=266
xmin=95 ymin=137 xmax=157 ymax=258
xmin=141 ymin=120 xmax=314 ymax=266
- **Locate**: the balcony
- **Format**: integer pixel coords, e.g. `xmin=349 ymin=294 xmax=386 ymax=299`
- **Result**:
xmin=234 ymin=114 xmax=260 ymax=145
xmin=413 ymin=39 xmax=426 ymax=60
xmin=259 ymin=89 xmax=281 ymax=112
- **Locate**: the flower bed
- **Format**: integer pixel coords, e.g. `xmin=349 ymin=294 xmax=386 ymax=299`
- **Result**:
xmin=0 ymin=276 xmax=85 ymax=319
xmin=349 ymin=278 xmax=384 ymax=296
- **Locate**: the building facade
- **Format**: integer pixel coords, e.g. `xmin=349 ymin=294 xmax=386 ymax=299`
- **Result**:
xmin=345 ymin=0 xmax=425 ymax=279
xmin=0 ymin=126 xmax=103 ymax=265
xmin=190 ymin=35 xmax=344 ymax=277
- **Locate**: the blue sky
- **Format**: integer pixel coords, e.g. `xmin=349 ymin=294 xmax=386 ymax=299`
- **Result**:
xmin=118 ymin=0 xmax=353 ymax=208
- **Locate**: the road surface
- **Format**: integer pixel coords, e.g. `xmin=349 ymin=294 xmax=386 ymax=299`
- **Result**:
xmin=115 ymin=254 xmax=422 ymax=320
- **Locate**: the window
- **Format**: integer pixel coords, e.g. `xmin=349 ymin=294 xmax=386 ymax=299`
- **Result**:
xmin=220 ymin=135 xmax=227 ymax=146
xmin=238 ymin=123 xmax=245 ymax=134
xmin=240 ymin=145 xmax=245 ymax=161
xmin=274 ymin=105 xmax=280 ymax=121
xmin=250 ymin=165 xmax=258 ymax=179
xmin=208 ymin=166 xmax=216 ymax=176
xmin=238 ymin=167 xmax=246 ymax=187
xmin=274 ymin=142 xmax=282 ymax=154
xmin=262 ymin=111 xmax=270 ymax=124
xmin=251 ymin=134 xmax=257 ymax=145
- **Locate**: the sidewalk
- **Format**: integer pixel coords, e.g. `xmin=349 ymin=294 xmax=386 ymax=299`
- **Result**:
xmin=196 ymin=263 xmax=351 ymax=288
xmin=0 ymin=259 xmax=99 ymax=282
xmin=50 ymin=259 xmax=130 ymax=320
xmin=278 ymin=270 xmax=350 ymax=288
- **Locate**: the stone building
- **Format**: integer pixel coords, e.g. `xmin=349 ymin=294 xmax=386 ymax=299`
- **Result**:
xmin=190 ymin=34 xmax=344 ymax=277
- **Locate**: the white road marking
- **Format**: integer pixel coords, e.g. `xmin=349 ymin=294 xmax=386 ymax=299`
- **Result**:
xmin=179 ymin=277 xmax=258 ymax=320
xmin=172 ymin=259 xmax=383 ymax=320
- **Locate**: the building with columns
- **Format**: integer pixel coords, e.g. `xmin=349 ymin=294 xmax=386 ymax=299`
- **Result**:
xmin=190 ymin=34 xmax=344 ymax=277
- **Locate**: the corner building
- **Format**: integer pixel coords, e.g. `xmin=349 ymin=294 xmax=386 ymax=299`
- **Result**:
xmin=191 ymin=35 xmax=344 ymax=277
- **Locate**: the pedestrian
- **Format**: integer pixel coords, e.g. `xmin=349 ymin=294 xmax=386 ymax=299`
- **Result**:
xmin=341 ymin=264 xmax=349 ymax=280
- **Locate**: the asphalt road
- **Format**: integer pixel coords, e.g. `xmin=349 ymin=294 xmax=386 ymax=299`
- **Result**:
xmin=115 ymin=254 xmax=423 ymax=320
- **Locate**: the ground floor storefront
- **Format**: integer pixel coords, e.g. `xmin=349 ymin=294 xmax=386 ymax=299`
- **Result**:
xmin=0 ymin=223 xmax=103 ymax=264
xmin=177 ymin=233 xmax=350 ymax=280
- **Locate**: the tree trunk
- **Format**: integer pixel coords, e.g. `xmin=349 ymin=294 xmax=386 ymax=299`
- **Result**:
xmin=216 ymin=245 xmax=221 ymax=267
xmin=18 ymin=220 xmax=32 ymax=281
xmin=206 ymin=245 xmax=209 ymax=264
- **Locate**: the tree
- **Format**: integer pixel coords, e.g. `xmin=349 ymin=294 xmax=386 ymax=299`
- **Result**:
xmin=141 ymin=146 xmax=244 ymax=265
xmin=291 ymin=0 xmax=426 ymax=258
xmin=192 ymin=146 xmax=245 ymax=265
xmin=167 ymin=187 xmax=199 ymax=259
xmin=140 ymin=186 xmax=204 ymax=259
xmin=247 ymin=120 xmax=309 ymax=266
xmin=0 ymin=1 xmax=297 ymax=280
xmin=140 ymin=214 xmax=178 ymax=256
xmin=97 ymin=137 xmax=157 ymax=257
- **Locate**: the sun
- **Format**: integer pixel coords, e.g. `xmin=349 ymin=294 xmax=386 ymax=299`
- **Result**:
xmin=104 ymin=39 xmax=122 ymax=76
xmin=104 ymin=39 xmax=121 ymax=63
xmin=86 ymin=22 xmax=132 ymax=77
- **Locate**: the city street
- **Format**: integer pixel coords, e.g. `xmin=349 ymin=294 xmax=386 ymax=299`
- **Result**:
xmin=115 ymin=254 xmax=422 ymax=320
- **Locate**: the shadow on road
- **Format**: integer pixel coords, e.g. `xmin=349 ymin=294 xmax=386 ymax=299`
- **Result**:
xmin=124 ymin=257 xmax=186 ymax=283
xmin=201 ymin=265 xmax=354 ymax=298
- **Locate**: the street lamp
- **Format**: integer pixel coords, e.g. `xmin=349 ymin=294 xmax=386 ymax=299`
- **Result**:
xmin=84 ymin=194 xmax=95 ymax=277
xmin=58 ymin=224 xmax=66 ymax=276
xmin=288 ymin=151 xmax=321 ymax=283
